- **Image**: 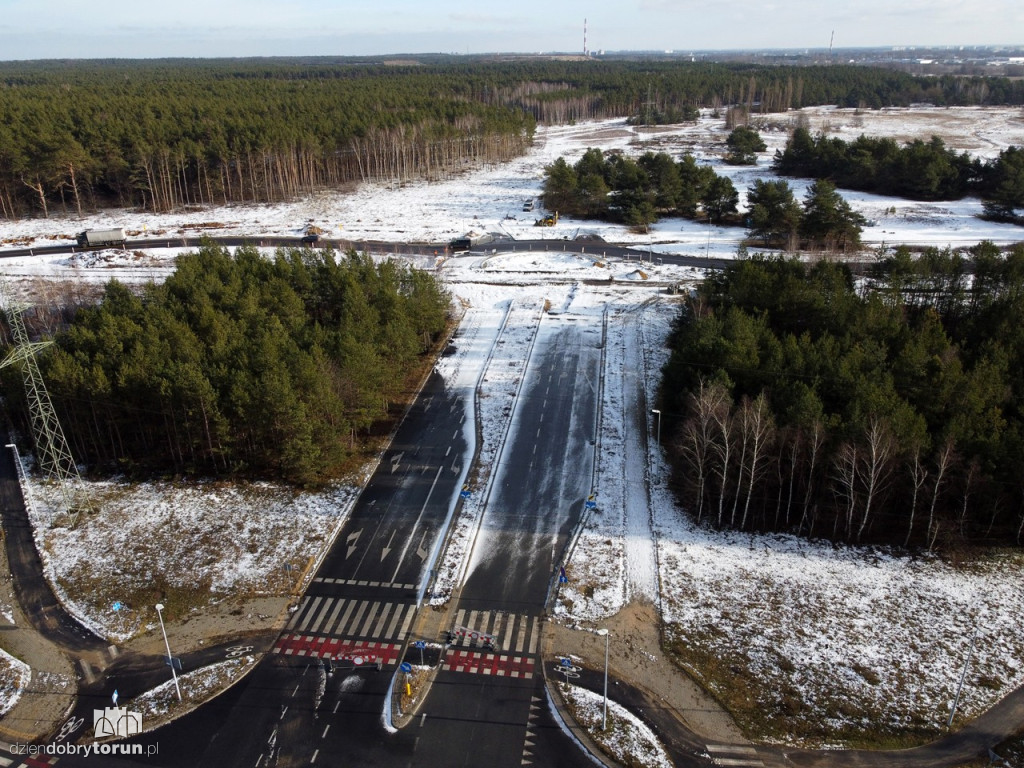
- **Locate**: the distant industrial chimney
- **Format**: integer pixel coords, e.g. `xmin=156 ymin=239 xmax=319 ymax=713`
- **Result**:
xmin=584 ymin=18 xmax=588 ymax=57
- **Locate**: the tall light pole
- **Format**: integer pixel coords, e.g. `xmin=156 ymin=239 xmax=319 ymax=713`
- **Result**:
xmin=594 ymin=628 xmax=609 ymax=731
xmin=155 ymin=603 xmax=182 ymax=702
xmin=651 ymin=409 xmax=661 ymax=445
xmin=948 ymin=624 xmax=979 ymax=728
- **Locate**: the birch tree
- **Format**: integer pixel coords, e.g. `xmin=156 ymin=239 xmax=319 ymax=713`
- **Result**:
xmin=739 ymin=393 xmax=775 ymax=530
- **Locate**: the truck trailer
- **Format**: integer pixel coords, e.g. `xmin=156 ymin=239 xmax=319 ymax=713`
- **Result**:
xmin=77 ymin=228 xmax=127 ymax=248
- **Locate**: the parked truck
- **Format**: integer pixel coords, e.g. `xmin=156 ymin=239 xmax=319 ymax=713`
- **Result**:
xmin=448 ymin=232 xmax=494 ymax=253
xmin=77 ymin=228 xmax=127 ymax=248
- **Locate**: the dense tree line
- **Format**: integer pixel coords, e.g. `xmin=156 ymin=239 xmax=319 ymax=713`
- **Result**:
xmin=542 ymin=149 xmax=739 ymax=227
xmin=3 ymin=57 xmax=1024 ymax=219
xmin=542 ymin=148 xmax=866 ymax=250
xmin=747 ymin=178 xmax=867 ymax=251
xmin=0 ymin=60 xmax=535 ymax=218
xmin=774 ymin=127 xmax=1024 ymax=219
xmin=660 ymin=246 xmax=1024 ymax=550
xmin=0 ymin=245 xmax=450 ymax=485
xmin=478 ymin=60 xmax=1024 ymax=123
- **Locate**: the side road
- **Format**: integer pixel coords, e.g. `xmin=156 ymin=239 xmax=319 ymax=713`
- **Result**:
xmin=0 ymin=441 xmax=275 ymax=744
xmin=0 ymin=443 xmax=107 ymax=655
xmin=546 ymin=600 xmax=1024 ymax=768
xmin=0 ymin=439 xmax=99 ymax=743
xmin=0 ymin=531 xmax=76 ymax=745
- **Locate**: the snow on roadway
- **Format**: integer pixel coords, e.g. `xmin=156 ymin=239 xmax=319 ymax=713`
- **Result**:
xmin=1 ymin=107 xmax=1024 ymax=744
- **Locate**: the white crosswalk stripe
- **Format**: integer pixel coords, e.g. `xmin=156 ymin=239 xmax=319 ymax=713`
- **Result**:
xmin=308 ymin=598 xmax=334 ymax=633
xmin=313 ymin=577 xmax=416 ymax=590
xmin=297 ymin=596 xmax=323 ymax=632
xmin=449 ymin=611 xmax=541 ymax=655
xmin=284 ymin=596 xmax=417 ymax=642
xmin=706 ymin=743 xmax=765 ymax=767
xmin=286 ymin=596 xmax=310 ymax=630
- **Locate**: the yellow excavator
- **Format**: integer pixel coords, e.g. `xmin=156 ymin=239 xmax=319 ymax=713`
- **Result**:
xmin=534 ymin=211 xmax=559 ymax=227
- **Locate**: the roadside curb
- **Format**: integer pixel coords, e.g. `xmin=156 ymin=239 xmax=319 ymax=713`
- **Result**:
xmin=539 ymin=621 xmax=621 ymax=768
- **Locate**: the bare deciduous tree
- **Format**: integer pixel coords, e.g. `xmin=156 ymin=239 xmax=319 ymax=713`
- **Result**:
xmin=798 ymin=420 xmax=825 ymax=536
xmin=905 ymin=444 xmax=929 ymax=547
xmin=739 ymin=393 xmax=775 ymax=530
xmin=856 ymin=416 xmax=896 ymax=542
xmin=676 ymin=379 xmax=727 ymax=524
xmin=832 ymin=441 xmax=859 ymax=539
xmin=927 ymin=437 xmax=956 ymax=551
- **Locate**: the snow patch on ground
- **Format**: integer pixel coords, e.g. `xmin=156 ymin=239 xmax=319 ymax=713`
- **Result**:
xmin=0 ymin=648 xmax=31 ymax=717
xmin=133 ymin=655 xmax=254 ymax=722
xmin=561 ymin=682 xmax=672 ymax=768
xmin=24 ymin=476 xmax=356 ymax=641
xmin=1 ymin=108 xmax=1023 ymax=744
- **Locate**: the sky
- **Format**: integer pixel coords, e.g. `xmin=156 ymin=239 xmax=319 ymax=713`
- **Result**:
xmin=0 ymin=0 xmax=1021 ymax=60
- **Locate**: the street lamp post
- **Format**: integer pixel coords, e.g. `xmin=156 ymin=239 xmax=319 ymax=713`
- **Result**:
xmin=594 ymin=628 xmax=609 ymax=731
xmin=154 ymin=603 xmax=182 ymax=702
xmin=651 ymin=409 xmax=661 ymax=445
xmin=948 ymin=624 xmax=979 ymax=728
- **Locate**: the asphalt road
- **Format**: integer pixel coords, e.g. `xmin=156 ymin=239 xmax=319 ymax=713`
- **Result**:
xmin=0 ymin=434 xmax=108 ymax=654
xmin=0 ymin=234 xmax=734 ymax=272
xmin=101 ymin=314 xmax=604 ymax=768
xmin=7 ymin=234 xmax=1017 ymax=766
xmin=90 ymin=369 xmax=471 ymax=767
xmin=407 ymin=317 xmax=603 ymax=768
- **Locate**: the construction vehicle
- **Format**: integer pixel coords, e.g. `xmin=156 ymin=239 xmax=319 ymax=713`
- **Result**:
xmin=534 ymin=211 xmax=558 ymax=227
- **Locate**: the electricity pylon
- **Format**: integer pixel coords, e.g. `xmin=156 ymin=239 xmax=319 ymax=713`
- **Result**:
xmin=0 ymin=277 xmax=91 ymax=525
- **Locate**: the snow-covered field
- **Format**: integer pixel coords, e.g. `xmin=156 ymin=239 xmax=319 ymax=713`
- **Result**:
xmin=2 ymin=105 xmax=1023 ymax=272
xmin=23 ymin=477 xmax=356 ymax=641
xmin=2 ymin=106 xmax=1024 ymax=746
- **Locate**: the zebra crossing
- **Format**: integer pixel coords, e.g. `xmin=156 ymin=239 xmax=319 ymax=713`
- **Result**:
xmin=705 ymin=743 xmax=766 ymax=767
xmin=446 ymin=609 xmax=541 ymax=655
xmin=312 ymin=576 xmax=416 ymax=591
xmin=440 ymin=610 xmax=541 ymax=680
xmin=272 ymin=635 xmax=402 ymax=666
xmin=285 ymin=595 xmax=417 ymax=643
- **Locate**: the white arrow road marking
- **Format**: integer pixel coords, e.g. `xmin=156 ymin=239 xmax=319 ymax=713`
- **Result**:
xmin=346 ymin=530 xmax=362 ymax=559
xmin=415 ymin=530 xmax=430 ymax=560
xmin=391 ymin=464 xmax=443 ymax=583
xmin=381 ymin=530 xmax=396 ymax=561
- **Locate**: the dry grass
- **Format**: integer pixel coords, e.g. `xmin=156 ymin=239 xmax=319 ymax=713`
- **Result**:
xmin=663 ymin=623 xmax=949 ymax=749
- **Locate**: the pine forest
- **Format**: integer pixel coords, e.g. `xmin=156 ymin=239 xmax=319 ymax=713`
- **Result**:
xmin=0 ymin=245 xmax=451 ymax=486
xmin=2 ymin=57 xmax=1024 ymax=219
xmin=660 ymin=247 xmax=1024 ymax=550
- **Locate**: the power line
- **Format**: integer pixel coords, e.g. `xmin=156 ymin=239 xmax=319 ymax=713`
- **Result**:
xmin=0 ymin=277 xmax=93 ymax=525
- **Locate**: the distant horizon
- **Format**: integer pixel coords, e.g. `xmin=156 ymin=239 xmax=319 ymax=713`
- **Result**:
xmin=1 ymin=42 xmax=1023 ymax=65
xmin=0 ymin=0 xmax=1020 ymax=61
